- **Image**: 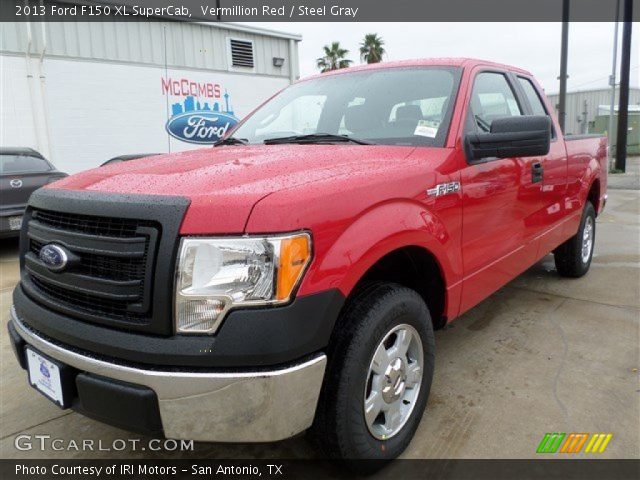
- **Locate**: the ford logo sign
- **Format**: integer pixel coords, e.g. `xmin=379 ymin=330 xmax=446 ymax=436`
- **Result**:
xmin=166 ymin=112 xmax=239 ymax=144
xmin=40 ymin=362 xmax=51 ymax=378
xmin=39 ymin=244 xmax=69 ymax=272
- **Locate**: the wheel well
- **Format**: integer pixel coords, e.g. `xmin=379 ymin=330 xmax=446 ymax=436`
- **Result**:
xmin=350 ymin=246 xmax=446 ymax=330
xmin=588 ymin=179 xmax=600 ymax=215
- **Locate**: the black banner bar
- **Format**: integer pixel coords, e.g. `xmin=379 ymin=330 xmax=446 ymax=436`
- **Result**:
xmin=2 ymin=0 xmax=638 ymax=22
xmin=1 ymin=459 xmax=639 ymax=480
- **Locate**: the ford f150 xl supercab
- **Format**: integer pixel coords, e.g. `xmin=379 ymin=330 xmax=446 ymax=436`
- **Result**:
xmin=9 ymin=58 xmax=607 ymax=462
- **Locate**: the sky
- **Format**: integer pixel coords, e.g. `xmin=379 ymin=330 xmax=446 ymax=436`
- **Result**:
xmin=243 ymin=22 xmax=639 ymax=95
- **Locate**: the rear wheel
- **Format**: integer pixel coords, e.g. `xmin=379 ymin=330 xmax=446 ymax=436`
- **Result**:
xmin=554 ymin=201 xmax=596 ymax=277
xmin=312 ymin=283 xmax=435 ymax=466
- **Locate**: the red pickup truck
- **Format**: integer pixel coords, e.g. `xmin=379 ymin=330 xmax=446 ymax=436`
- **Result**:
xmin=9 ymin=58 xmax=606 ymax=462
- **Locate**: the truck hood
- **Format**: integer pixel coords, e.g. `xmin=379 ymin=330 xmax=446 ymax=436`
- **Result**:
xmin=50 ymin=145 xmax=416 ymax=234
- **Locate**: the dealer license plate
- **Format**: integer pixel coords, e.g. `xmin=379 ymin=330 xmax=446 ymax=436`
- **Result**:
xmin=9 ymin=216 xmax=22 ymax=230
xmin=26 ymin=348 xmax=65 ymax=407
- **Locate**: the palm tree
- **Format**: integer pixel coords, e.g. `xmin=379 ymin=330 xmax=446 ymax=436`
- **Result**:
xmin=360 ymin=34 xmax=385 ymax=64
xmin=316 ymin=42 xmax=352 ymax=72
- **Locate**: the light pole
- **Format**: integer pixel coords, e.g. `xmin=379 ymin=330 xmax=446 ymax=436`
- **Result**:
xmin=615 ymin=0 xmax=633 ymax=172
xmin=607 ymin=0 xmax=620 ymax=169
xmin=558 ymin=0 xmax=570 ymax=134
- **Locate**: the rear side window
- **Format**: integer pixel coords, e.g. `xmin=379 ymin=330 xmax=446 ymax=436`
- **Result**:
xmin=0 ymin=155 xmax=51 ymax=175
xmin=469 ymin=72 xmax=522 ymax=132
xmin=517 ymin=77 xmax=548 ymax=116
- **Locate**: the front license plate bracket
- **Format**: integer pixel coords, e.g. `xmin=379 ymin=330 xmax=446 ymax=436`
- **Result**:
xmin=25 ymin=347 xmax=77 ymax=409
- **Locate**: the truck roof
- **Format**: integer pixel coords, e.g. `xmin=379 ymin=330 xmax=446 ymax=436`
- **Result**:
xmin=305 ymin=57 xmax=532 ymax=81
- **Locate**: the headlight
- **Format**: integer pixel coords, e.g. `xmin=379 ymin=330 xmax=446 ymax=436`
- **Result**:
xmin=175 ymin=232 xmax=311 ymax=334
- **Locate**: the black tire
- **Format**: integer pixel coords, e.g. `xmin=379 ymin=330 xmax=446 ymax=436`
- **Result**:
xmin=554 ymin=201 xmax=596 ymax=278
xmin=311 ymin=282 xmax=435 ymax=467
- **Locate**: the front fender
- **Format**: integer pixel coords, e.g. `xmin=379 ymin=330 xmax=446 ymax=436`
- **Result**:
xmin=297 ymin=200 xmax=462 ymax=304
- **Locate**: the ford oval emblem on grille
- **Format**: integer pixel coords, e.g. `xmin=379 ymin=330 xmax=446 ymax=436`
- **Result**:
xmin=39 ymin=244 xmax=69 ymax=272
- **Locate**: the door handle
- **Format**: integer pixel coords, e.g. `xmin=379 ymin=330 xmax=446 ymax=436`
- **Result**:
xmin=532 ymin=162 xmax=543 ymax=183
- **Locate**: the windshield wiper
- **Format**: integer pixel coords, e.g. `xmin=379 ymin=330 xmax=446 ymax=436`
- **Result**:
xmin=263 ymin=133 xmax=373 ymax=145
xmin=214 ymin=137 xmax=248 ymax=147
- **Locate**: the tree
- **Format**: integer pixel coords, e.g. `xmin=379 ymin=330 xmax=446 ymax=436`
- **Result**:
xmin=316 ymin=42 xmax=352 ymax=72
xmin=360 ymin=33 xmax=385 ymax=64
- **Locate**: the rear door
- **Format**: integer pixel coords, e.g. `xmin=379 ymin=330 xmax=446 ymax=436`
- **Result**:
xmin=0 ymin=155 xmax=55 ymax=210
xmin=514 ymin=75 xmax=569 ymax=256
xmin=458 ymin=69 xmax=544 ymax=314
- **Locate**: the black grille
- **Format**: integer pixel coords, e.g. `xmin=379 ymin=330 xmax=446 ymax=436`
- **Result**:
xmin=31 ymin=240 xmax=147 ymax=283
xmin=20 ymin=189 xmax=189 ymax=336
xmin=33 ymin=209 xmax=156 ymax=238
xmin=30 ymin=276 xmax=147 ymax=323
xmin=24 ymin=208 xmax=159 ymax=330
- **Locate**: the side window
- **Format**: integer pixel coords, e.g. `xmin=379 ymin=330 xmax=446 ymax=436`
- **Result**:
xmin=517 ymin=77 xmax=548 ymax=116
xmin=469 ymin=72 xmax=522 ymax=132
xmin=517 ymin=76 xmax=556 ymax=139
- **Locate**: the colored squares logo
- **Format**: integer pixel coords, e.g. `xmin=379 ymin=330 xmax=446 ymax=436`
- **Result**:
xmin=560 ymin=433 xmax=589 ymax=453
xmin=537 ymin=433 xmax=565 ymax=453
xmin=584 ymin=433 xmax=613 ymax=453
xmin=537 ymin=433 xmax=612 ymax=454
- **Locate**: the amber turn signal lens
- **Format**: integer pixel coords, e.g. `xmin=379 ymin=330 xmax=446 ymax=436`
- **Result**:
xmin=276 ymin=234 xmax=311 ymax=301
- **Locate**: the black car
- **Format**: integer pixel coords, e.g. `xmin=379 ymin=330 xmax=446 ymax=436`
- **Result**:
xmin=101 ymin=153 xmax=160 ymax=166
xmin=0 ymin=148 xmax=67 ymax=238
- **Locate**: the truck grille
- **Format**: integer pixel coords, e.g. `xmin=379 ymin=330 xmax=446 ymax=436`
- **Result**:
xmin=30 ymin=240 xmax=147 ymax=282
xmin=30 ymin=276 xmax=147 ymax=322
xmin=33 ymin=209 xmax=150 ymax=238
xmin=23 ymin=208 xmax=160 ymax=330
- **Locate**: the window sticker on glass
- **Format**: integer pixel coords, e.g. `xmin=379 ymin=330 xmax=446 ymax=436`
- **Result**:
xmin=414 ymin=120 xmax=439 ymax=138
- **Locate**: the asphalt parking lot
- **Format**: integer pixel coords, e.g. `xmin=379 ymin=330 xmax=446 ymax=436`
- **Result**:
xmin=1 ymin=179 xmax=638 ymax=461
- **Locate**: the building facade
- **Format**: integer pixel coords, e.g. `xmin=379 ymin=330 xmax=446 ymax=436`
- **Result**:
xmin=547 ymin=87 xmax=640 ymax=136
xmin=0 ymin=21 xmax=300 ymax=173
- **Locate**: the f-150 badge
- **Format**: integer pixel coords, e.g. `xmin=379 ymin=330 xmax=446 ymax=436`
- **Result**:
xmin=427 ymin=182 xmax=461 ymax=197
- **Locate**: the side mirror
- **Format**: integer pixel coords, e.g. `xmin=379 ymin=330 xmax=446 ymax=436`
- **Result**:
xmin=465 ymin=115 xmax=551 ymax=161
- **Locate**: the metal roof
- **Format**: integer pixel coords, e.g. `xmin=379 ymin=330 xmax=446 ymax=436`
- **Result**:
xmin=199 ymin=22 xmax=302 ymax=41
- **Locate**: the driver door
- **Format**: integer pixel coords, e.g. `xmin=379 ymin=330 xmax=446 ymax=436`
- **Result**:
xmin=459 ymin=70 xmax=544 ymax=314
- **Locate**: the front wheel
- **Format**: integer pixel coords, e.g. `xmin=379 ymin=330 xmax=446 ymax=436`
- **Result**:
xmin=312 ymin=283 xmax=435 ymax=465
xmin=554 ymin=201 xmax=596 ymax=277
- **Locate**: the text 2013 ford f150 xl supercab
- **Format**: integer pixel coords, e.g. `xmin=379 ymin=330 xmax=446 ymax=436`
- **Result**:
xmin=9 ymin=59 xmax=607 ymax=462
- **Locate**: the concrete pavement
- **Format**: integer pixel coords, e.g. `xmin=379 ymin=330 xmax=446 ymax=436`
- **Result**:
xmin=609 ymin=155 xmax=640 ymax=190
xmin=0 ymin=189 xmax=638 ymax=460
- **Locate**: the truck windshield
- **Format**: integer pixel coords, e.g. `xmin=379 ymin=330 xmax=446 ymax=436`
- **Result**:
xmin=230 ymin=67 xmax=461 ymax=147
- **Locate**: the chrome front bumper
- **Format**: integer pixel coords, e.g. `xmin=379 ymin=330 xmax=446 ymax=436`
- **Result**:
xmin=10 ymin=307 xmax=327 ymax=442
